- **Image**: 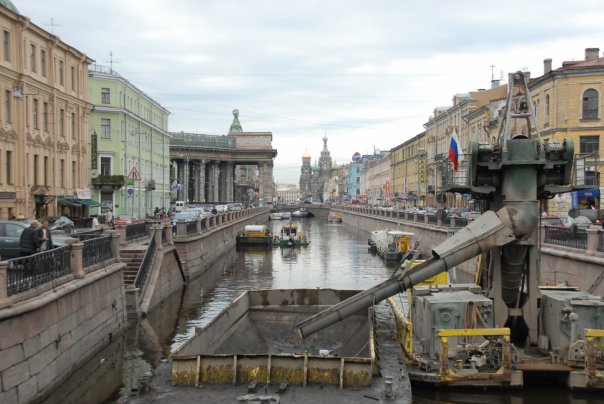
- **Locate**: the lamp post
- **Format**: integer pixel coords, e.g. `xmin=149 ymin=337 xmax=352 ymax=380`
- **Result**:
xmin=417 ymin=148 xmax=427 ymax=207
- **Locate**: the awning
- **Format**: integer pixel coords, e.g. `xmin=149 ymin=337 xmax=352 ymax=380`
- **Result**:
xmin=575 ymin=189 xmax=600 ymax=199
xmin=57 ymin=196 xmax=82 ymax=207
xmin=73 ymin=198 xmax=102 ymax=207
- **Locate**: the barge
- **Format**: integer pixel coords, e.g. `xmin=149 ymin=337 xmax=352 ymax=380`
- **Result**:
xmin=236 ymin=225 xmax=272 ymax=246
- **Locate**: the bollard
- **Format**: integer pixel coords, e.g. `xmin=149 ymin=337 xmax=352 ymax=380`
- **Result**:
xmin=384 ymin=376 xmax=393 ymax=399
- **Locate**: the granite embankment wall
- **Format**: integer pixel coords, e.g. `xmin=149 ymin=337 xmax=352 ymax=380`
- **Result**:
xmin=0 ymin=265 xmax=127 ymax=403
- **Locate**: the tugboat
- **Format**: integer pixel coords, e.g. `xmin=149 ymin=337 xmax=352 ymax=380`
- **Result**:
xmin=273 ymin=222 xmax=310 ymax=247
xmin=327 ymin=214 xmax=342 ymax=223
xmin=368 ymin=229 xmax=417 ymax=262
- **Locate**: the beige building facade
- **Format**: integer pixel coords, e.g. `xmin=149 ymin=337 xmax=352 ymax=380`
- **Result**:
xmin=0 ymin=4 xmax=93 ymax=219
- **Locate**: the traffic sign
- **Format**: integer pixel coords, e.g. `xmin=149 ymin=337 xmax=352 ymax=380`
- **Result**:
xmin=127 ymin=166 xmax=141 ymax=181
xmin=127 ymin=187 xmax=134 ymax=197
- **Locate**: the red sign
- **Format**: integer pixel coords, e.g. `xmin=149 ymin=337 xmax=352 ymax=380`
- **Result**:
xmin=385 ymin=181 xmax=391 ymax=197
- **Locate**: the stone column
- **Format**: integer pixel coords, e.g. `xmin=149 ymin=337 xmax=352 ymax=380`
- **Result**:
xmin=176 ymin=159 xmax=185 ymax=201
xmin=259 ymin=161 xmax=274 ymax=205
xmin=0 ymin=261 xmax=10 ymax=309
xmin=208 ymin=161 xmax=220 ymax=203
xmin=225 ymin=162 xmax=234 ymax=202
xmin=165 ymin=222 xmax=173 ymax=245
xmin=106 ymin=230 xmax=121 ymax=261
xmin=198 ymin=160 xmax=206 ymax=202
xmin=586 ymin=226 xmax=600 ymax=255
xmin=70 ymin=242 xmax=85 ymax=279
xmin=154 ymin=224 xmax=163 ymax=250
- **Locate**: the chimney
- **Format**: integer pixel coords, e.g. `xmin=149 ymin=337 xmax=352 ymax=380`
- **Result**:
xmin=544 ymin=58 xmax=552 ymax=74
xmin=585 ymin=48 xmax=600 ymax=60
xmin=491 ymin=79 xmax=500 ymax=88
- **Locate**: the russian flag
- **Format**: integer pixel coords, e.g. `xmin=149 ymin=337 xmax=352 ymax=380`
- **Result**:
xmin=448 ymin=129 xmax=461 ymax=172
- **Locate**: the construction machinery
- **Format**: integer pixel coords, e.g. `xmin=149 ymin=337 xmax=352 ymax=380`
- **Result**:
xmin=297 ymin=71 xmax=604 ymax=389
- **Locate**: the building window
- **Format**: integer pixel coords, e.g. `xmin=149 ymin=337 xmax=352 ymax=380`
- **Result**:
xmin=40 ymin=49 xmax=46 ymax=77
xmin=100 ymin=156 xmax=111 ymax=175
xmin=32 ymin=99 xmax=38 ymax=129
xmin=101 ymin=88 xmax=110 ymax=104
xmin=71 ymin=113 xmax=76 ymax=139
xmin=580 ymin=135 xmax=599 ymax=155
xmin=71 ymin=66 xmax=75 ymax=91
xmin=58 ymin=60 xmax=64 ymax=85
xmin=4 ymin=90 xmax=11 ymax=122
xmin=43 ymin=102 xmax=48 ymax=131
xmin=30 ymin=44 xmax=36 ymax=72
xmin=6 ymin=150 xmax=12 ymax=184
xmin=3 ymin=30 xmax=9 ymax=61
xmin=33 ymin=154 xmax=39 ymax=185
xmin=101 ymin=118 xmax=111 ymax=139
xmin=583 ymin=89 xmax=599 ymax=120
xmin=545 ymin=94 xmax=550 ymax=125
xmin=59 ymin=109 xmax=64 ymax=136
xmin=71 ymin=161 xmax=76 ymax=187
xmin=44 ymin=156 xmax=48 ymax=185
xmin=60 ymin=159 xmax=65 ymax=187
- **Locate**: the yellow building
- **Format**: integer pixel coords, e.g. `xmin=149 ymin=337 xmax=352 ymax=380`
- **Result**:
xmin=0 ymin=3 xmax=93 ymax=219
xmin=529 ymin=48 xmax=604 ymax=212
xmin=391 ymin=132 xmax=427 ymax=208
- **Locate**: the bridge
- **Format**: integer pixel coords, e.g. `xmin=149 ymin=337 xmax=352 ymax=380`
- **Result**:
xmin=270 ymin=204 xmax=331 ymax=218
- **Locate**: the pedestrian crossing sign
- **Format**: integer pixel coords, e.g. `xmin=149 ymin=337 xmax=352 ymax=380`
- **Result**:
xmin=127 ymin=166 xmax=142 ymax=181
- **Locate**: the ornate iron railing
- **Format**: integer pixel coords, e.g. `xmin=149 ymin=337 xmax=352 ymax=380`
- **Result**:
xmin=455 ymin=217 xmax=469 ymax=227
xmin=6 ymin=247 xmax=71 ymax=296
xmin=427 ymin=214 xmax=438 ymax=225
xmin=186 ymin=221 xmax=197 ymax=235
xmin=134 ymin=231 xmax=157 ymax=289
xmin=544 ymin=226 xmax=587 ymax=249
xmin=126 ymin=222 xmax=148 ymax=241
xmin=82 ymin=235 xmax=113 ymax=269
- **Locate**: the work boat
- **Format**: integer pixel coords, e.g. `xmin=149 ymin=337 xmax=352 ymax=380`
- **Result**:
xmin=273 ymin=222 xmax=309 ymax=247
xmin=236 ymin=225 xmax=272 ymax=246
xmin=368 ymin=229 xmax=417 ymax=262
xmin=291 ymin=207 xmax=310 ymax=217
xmin=295 ymin=72 xmax=604 ymax=391
xmin=269 ymin=212 xmax=283 ymax=220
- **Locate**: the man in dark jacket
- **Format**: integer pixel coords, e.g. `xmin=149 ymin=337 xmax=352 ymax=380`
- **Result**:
xmin=19 ymin=220 xmax=40 ymax=256
xmin=37 ymin=219 xmax=54 ymax=251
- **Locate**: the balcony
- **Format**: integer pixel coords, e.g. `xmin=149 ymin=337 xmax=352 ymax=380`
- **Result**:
xmin=91 ymin=175 xmax=126 ymax=190
xmin=146 ymin=180 xmax=156 ymax=191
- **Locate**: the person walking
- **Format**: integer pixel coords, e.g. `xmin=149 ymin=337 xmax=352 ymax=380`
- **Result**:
xmin=19 ymin=220 xmax=40 ymax=256
xmin=37 ymin=219 xmax=54 ymax=251
xmin=92 ymin=216 xmax=99 ymax=229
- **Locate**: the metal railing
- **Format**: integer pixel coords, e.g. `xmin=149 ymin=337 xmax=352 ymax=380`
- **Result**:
xmin=455 ymin=217 xmax=469 ymax=227
xmin=126 ymin=222 xmax=148 ymax=241
xmin=76 ymin=229 xmax=104 ymax=240
xmin=134 ymin=231 xmax=157 ymax=289
xmin=427 ymin=214 xmax=438 ymax=225
xmin=186 ymin=221 xmax=197 ymax=235
xmin=544 ymin=226 xmax=587 ymax=249
xmin=82 ymin=235 xmax=113 ymax=269
xmin=6 ymin=247 xmax=71 ymax=296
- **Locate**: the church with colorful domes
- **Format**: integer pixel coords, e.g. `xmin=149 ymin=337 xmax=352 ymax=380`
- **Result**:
xmin=299 ymin=136 xmax=332 ymax=202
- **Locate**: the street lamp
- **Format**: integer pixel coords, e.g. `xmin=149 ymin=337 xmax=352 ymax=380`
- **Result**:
xmin=417 ymin=148 xmax=427 ymax=207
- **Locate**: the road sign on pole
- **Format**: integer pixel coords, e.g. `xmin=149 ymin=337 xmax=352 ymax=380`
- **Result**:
xmin=127 ymin=166 xmax=142 ymax=181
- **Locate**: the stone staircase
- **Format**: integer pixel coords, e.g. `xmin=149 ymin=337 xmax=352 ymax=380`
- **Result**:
xmin=120 ymin=247 xmax=147 ymax=287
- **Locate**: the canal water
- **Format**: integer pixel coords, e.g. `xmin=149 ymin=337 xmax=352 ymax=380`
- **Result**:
xmin=47 ymin=218 xmax=602 ymax=403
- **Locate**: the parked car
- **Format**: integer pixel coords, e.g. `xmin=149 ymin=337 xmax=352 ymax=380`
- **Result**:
xmin=0 ymin=220 xmax=29 ymax=260
xmin=228 ymin=203 xmax=243 ymax=212
xmin=25 ymin=216 xmax=75 ymax=234
xmin=174 ymin=212 xmax=196 ymax=222
xmin=541 ymin=215 xmax=564 ymax=227
xmin=573 ymin=216 xmax=592 ymax=229
xmin=215 ymin=204 xmax=228 ymax=213
xmin=113 ymin=214 xmax=139 ymax=225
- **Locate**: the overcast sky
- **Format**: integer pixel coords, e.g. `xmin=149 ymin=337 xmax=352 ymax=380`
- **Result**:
xmin=18 ymin=0 xmax=604 ymax=183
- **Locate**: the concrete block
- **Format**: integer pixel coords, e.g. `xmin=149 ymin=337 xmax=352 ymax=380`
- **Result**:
xmin=0 ymin=343 xmax=24 ymax=373
xmin=29 ymin=343 xmax=59 ymax=376
xmin=22 ymin=334 xmax=42 ymax=359
xmin=2 ymin=360 xmax=30 ymax=391
xmin=17 ymin=373 xmax=38 ymax=403
xmin=56 ymin=293 xmax=73 ymax=318
xmin=39 ymin=323 xmax=59 ymax=350
xmin=58 ymin=312 xmax=78 ymax=334
xmin=37 ymin=358 xmax=57 ymax=392
xmin=0 ymin=317 xmax=24 ymax=350
xmin=0 ymin=387 xmax=18 ymax=403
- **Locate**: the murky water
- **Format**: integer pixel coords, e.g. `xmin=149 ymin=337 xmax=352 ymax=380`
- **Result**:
xmin=47 ymin=218 xmax=604 ymax=403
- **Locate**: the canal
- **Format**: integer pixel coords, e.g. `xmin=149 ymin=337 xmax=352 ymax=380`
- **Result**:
xmin=47 ymin=217 xmax=602 ymax=403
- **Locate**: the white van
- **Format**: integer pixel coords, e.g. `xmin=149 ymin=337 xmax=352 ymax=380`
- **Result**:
xmin=174 ymin=201 xmax=185 ymax=212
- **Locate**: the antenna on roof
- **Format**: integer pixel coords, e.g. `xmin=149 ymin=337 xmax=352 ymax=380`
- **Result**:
xmin=490 ymin=65 xmax=495 ymax=81
xmin=46 ymin=18 xmax=62 ymax=34
xmin=106 ymin=51 xmax=122 ymax=73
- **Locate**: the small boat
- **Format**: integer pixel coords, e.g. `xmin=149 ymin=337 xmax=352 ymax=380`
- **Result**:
xmin=327 ymin=214 xmax=342 ymax=223
xmin=273 ymin=222 xmax=310 ymax=247
xmin=291 ymin=207 xmax=310 ymax=217
xmin=236 ymin=225 xmax=272 ymax=245
xmin=269 ymin=212 xmax=283 ymax=220
xmin=281 ymin=211 xmax=292 ymax=220
xmin=368 ymin=229 xmax=417 ymax=262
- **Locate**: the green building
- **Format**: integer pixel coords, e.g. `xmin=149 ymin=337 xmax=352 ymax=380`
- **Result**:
xmin=88 ymin=65 xmax=171 ymax=220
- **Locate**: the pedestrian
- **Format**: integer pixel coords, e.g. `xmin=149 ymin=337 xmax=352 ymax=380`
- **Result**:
xmin=19 ymin=220 xmax=40 ymax=256
xmin=92 ymin=216 xmax=99 ymax=229
xmin=37 ymin=219 xmax=54 ymax=251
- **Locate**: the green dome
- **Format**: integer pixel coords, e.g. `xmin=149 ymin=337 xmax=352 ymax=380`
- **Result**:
xmin=0 ymin=0 xmax=18 ymax=14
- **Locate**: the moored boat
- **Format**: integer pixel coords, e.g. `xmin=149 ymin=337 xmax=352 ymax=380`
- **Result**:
xmin=236 ymin=225 xmax=272 ymax=245
xmin=291 ymin=207 xmax=310 ymax=217
xmin=273 ymin=222 xmax=310 ymax=247
xmin=281 ymin=211 xmax=292 ymax=220
xmin=368 ymin=229 xmax=417 ymax=262
xmin=269 ymin=212 xmax=283 ymax=220
xmin=327 ymin=214 xmax=342 ymax=223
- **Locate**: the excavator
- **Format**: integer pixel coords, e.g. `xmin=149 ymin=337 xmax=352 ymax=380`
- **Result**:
xmin=297 ymin=71 xmax=604 ymax=389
